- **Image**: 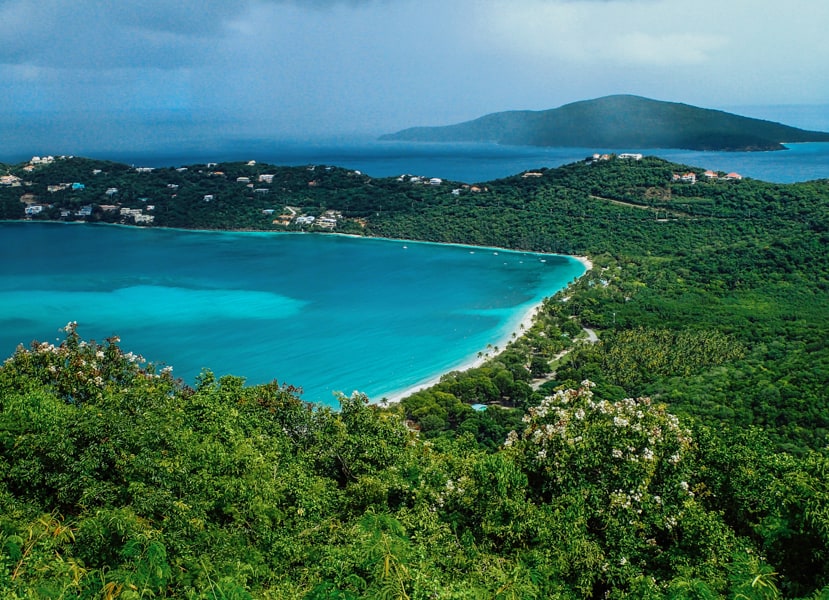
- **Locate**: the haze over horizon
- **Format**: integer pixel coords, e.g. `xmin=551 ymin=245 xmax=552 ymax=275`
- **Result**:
xmin=2 ymin=0 xmax=828 ymax=157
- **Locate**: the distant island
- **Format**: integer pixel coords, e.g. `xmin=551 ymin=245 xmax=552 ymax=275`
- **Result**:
xmin=380 ymin=94 xmax=829 ymax=151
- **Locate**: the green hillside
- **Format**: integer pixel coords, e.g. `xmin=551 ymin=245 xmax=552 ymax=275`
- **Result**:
xmin=2 ymin=155 xmax=829 ymax=598
xmin=380 ymin=95 xmax=829 ymax=151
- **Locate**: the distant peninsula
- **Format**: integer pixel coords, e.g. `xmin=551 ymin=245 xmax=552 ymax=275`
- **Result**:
xmin=380 ymin=94 xmax=829 ymax=151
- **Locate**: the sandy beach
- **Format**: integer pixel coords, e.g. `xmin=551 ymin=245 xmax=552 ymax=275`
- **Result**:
xmin=379 ymin=254 xmax=593 ymax=405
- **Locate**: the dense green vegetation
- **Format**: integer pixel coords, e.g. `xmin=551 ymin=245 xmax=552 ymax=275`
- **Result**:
xmin=2 ymin=152 xmax=829 ymax=597
xmin=2 ymin=331 xmax=829 ymax=598
xmin=380 ymin=95 xmax=829 ymax=151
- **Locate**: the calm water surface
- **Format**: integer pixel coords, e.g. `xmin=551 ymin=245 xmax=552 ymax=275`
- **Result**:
xmin=0 ymin=222 xmax=585 ymax=405
xmin=93 ymin=139 xmax=829 ymax=184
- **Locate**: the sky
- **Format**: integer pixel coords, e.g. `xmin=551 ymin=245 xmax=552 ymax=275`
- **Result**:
xmin=1 ymin=0 xmax=828 ymax=154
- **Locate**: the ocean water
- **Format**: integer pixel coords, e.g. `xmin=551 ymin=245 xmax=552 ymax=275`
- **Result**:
xmin=0 ymin=222 xmax=585 ymax=405
xmin=3 ymin=104 xmax=827 ymax=184
xmin=92 ymin=139 xmax=829 ymax=185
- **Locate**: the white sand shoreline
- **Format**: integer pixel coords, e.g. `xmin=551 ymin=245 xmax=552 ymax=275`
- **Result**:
xmin=379 ymin=254 xmax=593 ymax=405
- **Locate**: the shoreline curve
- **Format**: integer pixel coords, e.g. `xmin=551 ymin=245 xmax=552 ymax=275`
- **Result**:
xmin=378 ymin=254 xmax=593 ymax=405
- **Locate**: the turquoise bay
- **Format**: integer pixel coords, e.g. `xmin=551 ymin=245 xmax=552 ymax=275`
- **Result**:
xmin=0 ymin=222 xmax=585 ymax=406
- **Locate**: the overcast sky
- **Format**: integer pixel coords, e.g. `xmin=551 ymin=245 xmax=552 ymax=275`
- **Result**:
xmin=2 ymin=0 xmax=828 ymax=150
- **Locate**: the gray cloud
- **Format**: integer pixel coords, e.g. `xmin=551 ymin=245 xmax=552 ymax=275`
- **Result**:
xmin=0 ymin=0 xmax=252 ymax=69
xmin=1 ymin=0 xmax=827 ymax=143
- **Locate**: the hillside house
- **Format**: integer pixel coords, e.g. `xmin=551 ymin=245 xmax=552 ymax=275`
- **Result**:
xmin=0 ymin=175 xmax=21 ymax=186
xmin=672 ymin=173 xmax=697 ymax=184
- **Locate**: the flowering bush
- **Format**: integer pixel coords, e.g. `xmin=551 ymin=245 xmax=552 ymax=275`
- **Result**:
xmin=503 ymin=381 xmax=734 ymax=591
xmin=1 ymin=322 xmax=176 ymax=405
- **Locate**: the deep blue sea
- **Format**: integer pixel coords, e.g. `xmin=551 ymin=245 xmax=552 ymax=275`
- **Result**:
xmin=93 ymin=139 xmax=829 ymax=184
xmin=0 ymin=223 xmax=585 ymax=405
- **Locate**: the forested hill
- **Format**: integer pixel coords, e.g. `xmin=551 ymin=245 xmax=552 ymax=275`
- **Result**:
xmin=380 ymin=94 xmax=829 ymax=151
xmin=2 ymin=154 xmax=829 ymax=598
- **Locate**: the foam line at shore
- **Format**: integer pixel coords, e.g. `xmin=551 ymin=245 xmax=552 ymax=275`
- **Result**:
xmin=378 ymin=255 xmax=592 ymax=405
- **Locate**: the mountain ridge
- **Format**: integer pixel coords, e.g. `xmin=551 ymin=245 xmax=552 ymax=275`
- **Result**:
xmin=380 ymin=94 xmax=829 ymax=151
